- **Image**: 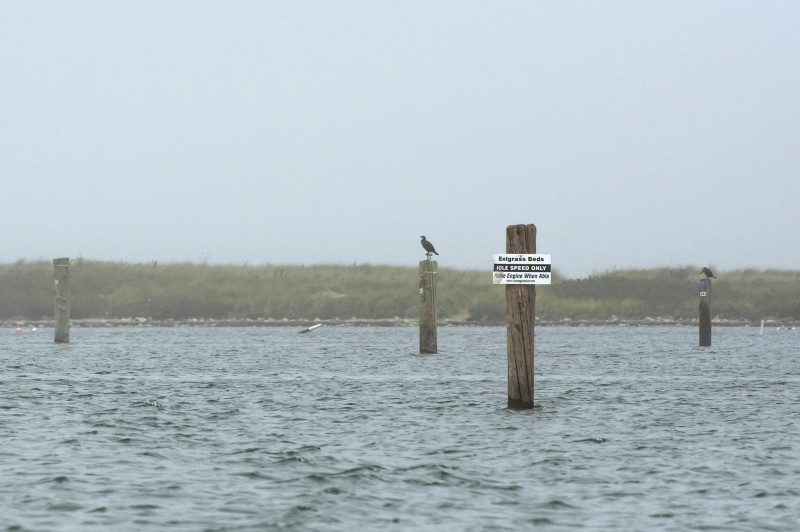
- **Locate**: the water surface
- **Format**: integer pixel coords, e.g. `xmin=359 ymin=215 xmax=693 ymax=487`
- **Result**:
xmin=2 ymin=326 xmax=799 ymax=530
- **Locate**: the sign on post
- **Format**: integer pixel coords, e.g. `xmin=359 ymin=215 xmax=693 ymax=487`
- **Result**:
xmin=492 ymin=254 xmax=552 ymax=284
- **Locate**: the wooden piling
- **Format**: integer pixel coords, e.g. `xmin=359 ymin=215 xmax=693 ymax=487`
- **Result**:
xmin=53 ymin=257 xmax=70 ymax=343
xmin=699 ymin=277 xmax=711 ymax=346
xmin=506 ymin=224 xmax=536 ymax=409
xmin=419 ymin=259 xmax=438 ymax=354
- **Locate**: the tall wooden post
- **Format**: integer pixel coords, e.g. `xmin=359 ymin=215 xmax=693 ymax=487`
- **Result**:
xmin=699 ymin=278 xmax=711 ymax=346
xmin=53 ymin=257 xmax=70 ymax=343
xmin=506 ymin=224 xmax=536 ymax=409
xmin=419 ymin=259 xmax=438 ymax=353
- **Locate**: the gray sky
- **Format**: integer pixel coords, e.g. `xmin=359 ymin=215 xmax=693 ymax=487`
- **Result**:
xmin=2 ymin=1 xmax=798 ymax=279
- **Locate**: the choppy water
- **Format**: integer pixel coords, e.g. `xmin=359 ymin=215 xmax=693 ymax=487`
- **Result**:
xmin=2 ymin=325 xmax=799 ymax=531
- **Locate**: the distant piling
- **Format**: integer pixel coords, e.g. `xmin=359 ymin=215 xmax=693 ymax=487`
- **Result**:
xmin=53 ymin=257 xmax=70 ymax=343
xmin=419 ymin=259 xmax=438 ymax=354
xmin=506 ymin=224 xmax=536 ymax=409
xmin=698 ymin=277 xmax=711 ymax=346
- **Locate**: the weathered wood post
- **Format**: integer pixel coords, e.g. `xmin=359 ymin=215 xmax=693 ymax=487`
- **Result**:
xmin=506 ymin=224 xmax=536 ymax=409
xmin=699 ymin=277 xmax=711 ymax=346
xmin=419 ymin=258 xmax=438 ymax=353
xmin=53 ymin=257 xmax=70 ymax=343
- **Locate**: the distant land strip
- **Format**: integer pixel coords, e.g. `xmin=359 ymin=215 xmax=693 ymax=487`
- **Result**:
xmin=2 ymin=261 xmax=798 ymax=326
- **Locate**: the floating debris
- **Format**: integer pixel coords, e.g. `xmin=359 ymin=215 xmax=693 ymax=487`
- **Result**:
xmin=298 ymin=324 xmax=323 ymax=334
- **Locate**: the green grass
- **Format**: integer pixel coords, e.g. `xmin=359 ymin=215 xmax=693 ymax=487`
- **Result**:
xmin=1 ymin=260 xmax=798 ymax=323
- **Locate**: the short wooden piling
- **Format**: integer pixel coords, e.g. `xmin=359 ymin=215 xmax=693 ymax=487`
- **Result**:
xmin=506 ymin=224 xmax=536 ymax=409
xmin=419 ymin=259 xmax=438 ymax=354
xmin=699 ymin=277 xmax=711 ymax=346
xmin=53 ymin=257 xmax=70 ymax=343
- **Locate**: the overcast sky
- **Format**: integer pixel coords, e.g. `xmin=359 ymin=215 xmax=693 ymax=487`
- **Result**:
xmin=2 ymin=1 xmax=798 ymax=278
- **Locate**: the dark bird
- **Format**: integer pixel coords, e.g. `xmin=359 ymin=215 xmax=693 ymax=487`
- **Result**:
xmin=420 ymin=236 xmax=439 ymax=256
xmin=700 ymin=267 xmax=716 ymax=278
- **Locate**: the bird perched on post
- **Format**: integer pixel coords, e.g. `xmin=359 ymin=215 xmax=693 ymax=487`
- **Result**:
xmin=700 ymin=267 xmax=716 ymax=278
xmin=420 ymin=236 xmax=439 ymax=258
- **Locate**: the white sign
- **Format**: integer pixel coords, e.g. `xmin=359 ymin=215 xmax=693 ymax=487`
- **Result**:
xmin=492 ymin=254 xmax=552 ymax=284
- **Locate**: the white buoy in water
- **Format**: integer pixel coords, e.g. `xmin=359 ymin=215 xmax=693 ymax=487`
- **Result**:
xmin=760 ymin=319 xmax=765 ymax=335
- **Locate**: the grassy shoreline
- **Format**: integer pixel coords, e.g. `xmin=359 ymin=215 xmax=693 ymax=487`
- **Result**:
xmin=2 ymin=260 xmax=798 ymax=326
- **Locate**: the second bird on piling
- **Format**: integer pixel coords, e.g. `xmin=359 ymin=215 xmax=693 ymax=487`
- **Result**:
xmin=700 ymin=267 xmax=716 ymax=278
